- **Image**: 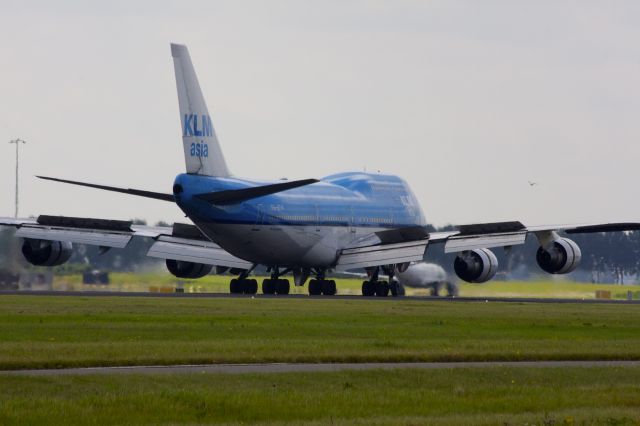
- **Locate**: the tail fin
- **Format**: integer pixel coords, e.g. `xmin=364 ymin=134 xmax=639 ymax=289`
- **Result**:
xmin=171 ymin=43 xmax=230 ymax=177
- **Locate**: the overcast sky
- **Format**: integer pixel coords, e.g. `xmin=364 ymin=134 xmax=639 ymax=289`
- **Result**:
xmin=1 ymin=1 xmax=639 ymax=227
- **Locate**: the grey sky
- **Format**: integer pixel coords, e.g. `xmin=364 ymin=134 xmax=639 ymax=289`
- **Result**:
xmin=1 ymin=1 xmax=639 ymax=227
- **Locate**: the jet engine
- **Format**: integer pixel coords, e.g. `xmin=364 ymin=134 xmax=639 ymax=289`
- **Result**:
xmin=536 ymin=237 xmax=581 ymax=274
xmin=454 ymin=248 xmax=498 ymax=283
xmin=166 ymin=259 xmax=212 ymax=279
xmin=21 ymin=239 xmax=73 ymax=266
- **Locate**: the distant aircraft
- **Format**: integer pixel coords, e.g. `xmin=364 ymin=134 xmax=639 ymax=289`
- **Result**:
xmin=528 ymin=181 xmax=538 ymax=187
xmin=3 ymin=43 xmax=640 ymax=297
xmin=396 ymin=263 xmax=458 ymax=297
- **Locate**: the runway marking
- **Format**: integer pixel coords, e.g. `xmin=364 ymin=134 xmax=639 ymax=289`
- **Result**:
xmin=1 ymin=290 xmax=639 ymax=304
xmin=3 ymin=361 xmax=640 ymax=376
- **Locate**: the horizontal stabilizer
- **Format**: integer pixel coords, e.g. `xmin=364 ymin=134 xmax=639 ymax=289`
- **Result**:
xmin=37 ymin=176 xmax=175 ymax=202
xmin=195 ymin=178 xmax=319 ymax=205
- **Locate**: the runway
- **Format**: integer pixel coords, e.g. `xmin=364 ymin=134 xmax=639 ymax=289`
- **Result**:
xmin=1 ymin=290 xmax=639 ymax=304
xmin=3 ymin=360 xmax=640 ymax=376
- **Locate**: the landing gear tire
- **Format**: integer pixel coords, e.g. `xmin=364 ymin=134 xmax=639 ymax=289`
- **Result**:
xmin=362 ymin=281 xmax=375 ymax=296
xmin=321 ymin=280 xmax=337 ymax=296
xmin=230 ymin=279 xmax=242 ymax=294
xmin=275 ymin=279 xmax=290 ymax=295
xmin=429 ymin=282 xmax=442 ymax=297
xmin=230 ymin=279 xmax=257 ymax=294
xmin=243 ymin=279 xmax=258 ymax=295
xmin=375 ymin=281 xmax=390 ymax=297
xmin=262 ymin=279 xmax=276 ymax=295
xmin=444 ymin=281 xmax=459 ymax=297
xmin=308 ymin=279 xmax=322 ymax=296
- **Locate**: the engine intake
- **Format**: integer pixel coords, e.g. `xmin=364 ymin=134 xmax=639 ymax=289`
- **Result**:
xmin=536 ymin=237 xmax=581 ymax=274
xmin=166 ymin=259 xmax=212 ymax=279
xmin=21 ymin=239 xmax=73 ymax=266
xmin=454 ymin=248 xmax=498 ymax=283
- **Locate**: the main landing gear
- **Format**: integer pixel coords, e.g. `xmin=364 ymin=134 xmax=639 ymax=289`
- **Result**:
xmin=262 ymin=267 xmax=290 ymax=294
xmin=361 ymin=266 xmax=405 ymax=297
xmin=230 ymin=278 xmax=258 ymax=294
xmin=262 ymin=267 xmax=291 ymax=295
xmin=229 ymin=264 xmax=258 ymax=294
xmin=307 ymin=269 xmax=337 ymax=296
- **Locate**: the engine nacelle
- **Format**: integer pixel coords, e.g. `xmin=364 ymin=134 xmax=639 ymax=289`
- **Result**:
xmin=454 ymin=248 xmax=498 ymax=283
xmin=166 ymin=259 xmax=212 ymax=279
xmin=21 ymin=239 xmax=73 ymax=266
xmin=536 ymin=237 xmax=581 ymax=274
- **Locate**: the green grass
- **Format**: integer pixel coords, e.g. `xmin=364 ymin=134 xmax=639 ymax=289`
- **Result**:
xmin=1 ymin=367 xmax=640 ymax=424
xmin=457 ymin=279 xmax=634 ymax=299
xmin=1 ymin=295 xmax=640 ymax=369
xmin=54 ymin=272 xmax=638 ymax=299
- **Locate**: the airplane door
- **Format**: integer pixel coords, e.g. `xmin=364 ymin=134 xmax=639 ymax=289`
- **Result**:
xmin=350 ymin=206 xmax=356 ymax=234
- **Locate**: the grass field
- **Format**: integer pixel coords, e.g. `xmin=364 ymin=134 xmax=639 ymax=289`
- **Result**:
xmin=1 ymin=367 xmax=639 ymax=424
xmin=1 ymin=295 xmax=640 ymax=369
xmin=2 ymin=295 xmax=640 ymax=424
xmin=53 ymin=272 xmax=638 ymax=299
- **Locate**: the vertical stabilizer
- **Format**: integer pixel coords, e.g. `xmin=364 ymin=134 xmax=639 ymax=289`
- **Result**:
xmin=171 ymin=43 xmax=230 ymax=177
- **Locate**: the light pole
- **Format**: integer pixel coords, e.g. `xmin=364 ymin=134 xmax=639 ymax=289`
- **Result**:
xmin=8 ymin=138 xmax=26 ymax=218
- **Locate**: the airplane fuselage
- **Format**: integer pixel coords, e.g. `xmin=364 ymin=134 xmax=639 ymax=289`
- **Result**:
xmin=173 ymin=172 xmax=427 ymax=267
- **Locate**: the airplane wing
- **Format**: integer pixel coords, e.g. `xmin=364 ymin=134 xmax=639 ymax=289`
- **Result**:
xmin=428 ymin=221 xmax=640 ymax=253
xmin=335 ymin=221 xmax=640 ymax=270
xmin=0 ymin=215 xmax=252 ymax=269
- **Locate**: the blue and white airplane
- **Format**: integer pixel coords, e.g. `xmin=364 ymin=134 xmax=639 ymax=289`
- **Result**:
xmin=3 ymin=44 xmax=640 ymax=296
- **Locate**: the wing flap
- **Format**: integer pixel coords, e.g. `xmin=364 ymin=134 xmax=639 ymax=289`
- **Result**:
xmin=147 ymin=236 xmax=252 ymax=268
xmin=15 ymin=226 xmax=132 ymax=248
xmin=444 ymin=232 xmax=527 ymax=253
xmin=336 ymin=240 xmax=428 ymax=271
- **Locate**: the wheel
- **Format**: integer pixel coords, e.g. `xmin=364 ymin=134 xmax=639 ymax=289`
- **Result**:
xmin=362 ymin=281 xmax=375 ymax=296
xmin=429 ymin=282 xmax=441 ymax=297
xmin=321 ymin=280 xmax=337 ymax=296
xmin=308 ymin=279 xmax=322 ymax=295
xmin=275 ymin=279 xmax=290 ymax=295
xmin=375 ymin=281 xmax=390 ymax=297
xmin=262 ymin=279 xmax=276 ymax=295
xmin=244 ymin=279 xmax=258 ymax=294
xmin=390 ymin=281 xmax=401 ymax=297
xmin=390 ymin=281 xmax=406 ymax=297
xmin=397 ymin=283 xmax=406 ymax=296
xmin=444 ymin=281 xmax=459 ymax=297
xmin=230 ymin=279 xmax=242 ymax=294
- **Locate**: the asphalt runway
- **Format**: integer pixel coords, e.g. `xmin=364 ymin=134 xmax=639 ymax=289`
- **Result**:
xmin=3 ymin=361 xmax=640 ymax=376
xmin=1 ymin=290 xmax=639 ymax=304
